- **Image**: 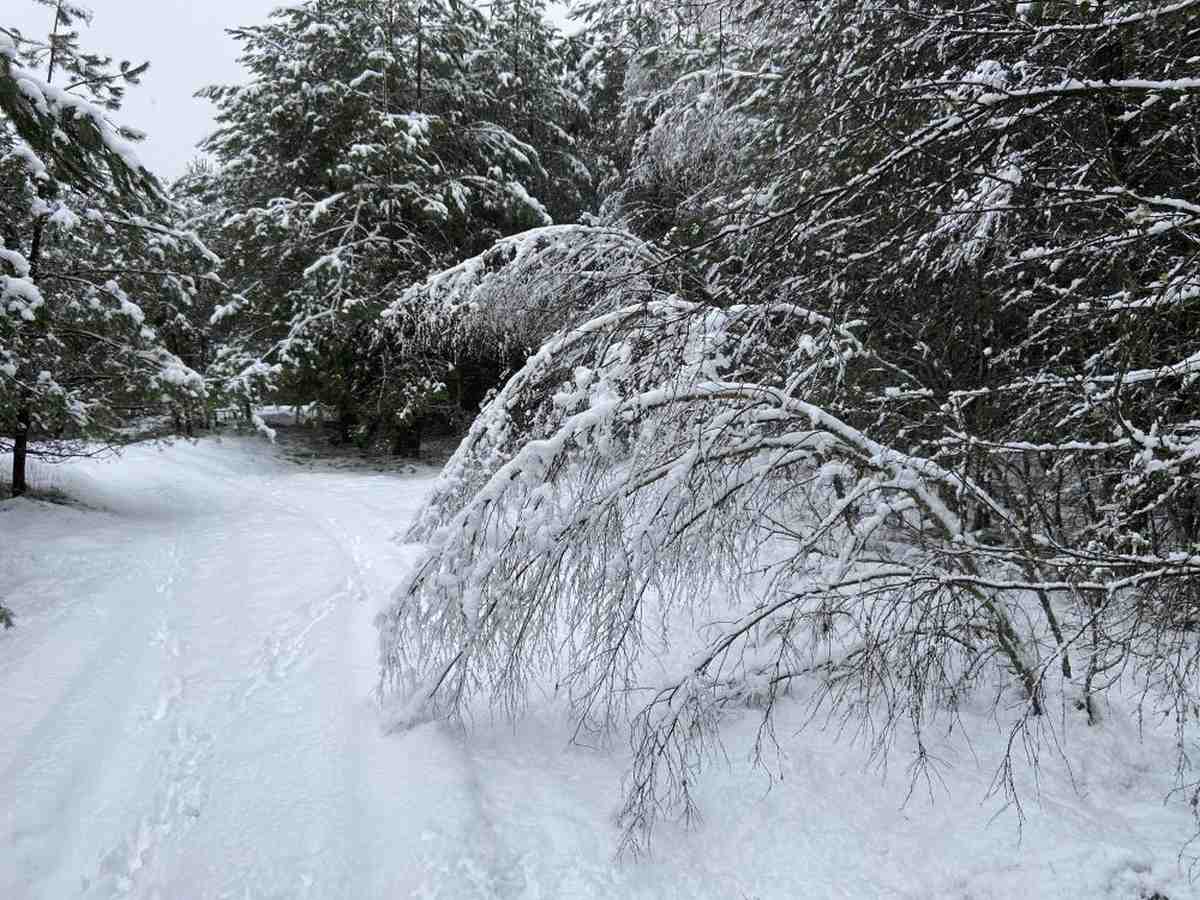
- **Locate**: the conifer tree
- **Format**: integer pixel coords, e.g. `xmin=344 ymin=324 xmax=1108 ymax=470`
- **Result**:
xmin=1 ymin=3 xmax=215 ymax=501
xmin=197 ymin=0 xmax=591 ymax=451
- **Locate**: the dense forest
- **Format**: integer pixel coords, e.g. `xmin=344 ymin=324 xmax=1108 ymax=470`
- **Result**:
xmin=4 ymin=0 xmax=1200 ymax=852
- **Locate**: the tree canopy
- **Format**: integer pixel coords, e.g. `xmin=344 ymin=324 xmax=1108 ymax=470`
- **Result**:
xmin=192 ymin=0 xmax=597 ymax=451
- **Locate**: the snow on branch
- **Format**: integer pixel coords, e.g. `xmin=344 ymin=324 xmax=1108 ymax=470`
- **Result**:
xmin=0 ymin=42 xmax=160 ymax=202
xmin=378 ymin=224 xmax=668 ymax=360
xmin=374 ymin=271 xmax=1102 ymax=845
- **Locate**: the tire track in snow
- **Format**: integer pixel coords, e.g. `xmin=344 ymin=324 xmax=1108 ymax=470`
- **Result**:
xmin=238 ymin=580 xmax=350 ymax=709
xmin=237 ymin=465 xmax=529 ymax=899
xmin=270 ymin=474 xmax=538 ymax=898
xmin=402 ymin=723 xmax=531 ymax=900
xmin=139 ymin=457 xmax=379 ymax=898
xmin=70 ymin=498 xmax=351 ymax=899
xmin=86 ymin=721 xmax=215 ymax=899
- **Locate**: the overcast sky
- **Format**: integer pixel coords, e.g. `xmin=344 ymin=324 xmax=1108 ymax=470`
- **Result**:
xmin=6 ymin=1 xmax=291 ymax=180
xmin=6 ymin=1 xmax=575 ymax=183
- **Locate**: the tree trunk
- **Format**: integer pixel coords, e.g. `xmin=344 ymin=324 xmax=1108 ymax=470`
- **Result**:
xmin=336 ymin=406 xmax=357 ymax=445
xmin=11 ymin=404 xmax=30 ymax=498
xmin=392 ymin=420 xmax=422 ymax=458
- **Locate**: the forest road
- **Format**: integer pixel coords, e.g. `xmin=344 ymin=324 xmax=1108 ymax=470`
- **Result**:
xmin=0 ymin=436 xmax=510 ymax=899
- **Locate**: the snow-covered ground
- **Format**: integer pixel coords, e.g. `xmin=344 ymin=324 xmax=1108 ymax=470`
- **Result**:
xmin=0 ymin=432 xmax=1195 ymax=898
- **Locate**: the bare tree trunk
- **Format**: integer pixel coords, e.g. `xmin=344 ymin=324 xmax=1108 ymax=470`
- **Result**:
xmin=11 ymin=404 xmax=30 ymax=498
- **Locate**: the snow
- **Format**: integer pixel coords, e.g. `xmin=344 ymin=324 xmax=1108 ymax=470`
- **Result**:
xmin=1 ymin=272 xmax=45 ymax=320
xmin=4 ymin=53 xmax=150 ymax=180
xmin=0 ymin=433 xmax=1196 ymax=898
xmin=0 ymin=436 xmax=435 ymax=898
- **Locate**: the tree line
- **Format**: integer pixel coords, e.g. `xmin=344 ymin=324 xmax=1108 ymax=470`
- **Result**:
xmin=1 ymin=0 xmax=609 ymax=495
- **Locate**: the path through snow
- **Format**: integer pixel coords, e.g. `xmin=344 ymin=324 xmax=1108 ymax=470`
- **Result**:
xmin=0 ymin=436 xmax=495 ymax=898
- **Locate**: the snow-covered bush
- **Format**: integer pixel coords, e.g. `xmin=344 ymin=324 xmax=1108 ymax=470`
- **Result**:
xmin=376 ymin=238 xmax=1091 ymax=845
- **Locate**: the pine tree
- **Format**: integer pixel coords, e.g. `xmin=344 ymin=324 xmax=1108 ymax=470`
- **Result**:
xmin=197 ymin=0 xmax=591 ymax=452
xmin=1 ymin=3 xmax=216 ymax=501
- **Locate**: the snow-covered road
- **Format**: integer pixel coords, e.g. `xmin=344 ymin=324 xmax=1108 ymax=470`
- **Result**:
xmin=2 ymin=435 xmax=1196 ymax=899
xmin=0 ymin=437 xmax=496 ymax=898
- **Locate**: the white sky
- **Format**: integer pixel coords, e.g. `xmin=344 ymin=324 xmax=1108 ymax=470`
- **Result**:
xmin=5 ymin=0 xmax=293 ymax=181
xmin=5 ymin=1 xmax=575 ymax=183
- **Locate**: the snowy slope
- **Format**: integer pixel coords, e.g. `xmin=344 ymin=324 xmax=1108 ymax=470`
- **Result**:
xmin=0 ymin=434 xmax=1195 ymax=898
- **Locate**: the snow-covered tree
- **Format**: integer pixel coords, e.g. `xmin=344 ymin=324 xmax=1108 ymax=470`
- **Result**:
xmin=477 ymin=0 xmax=597 ymax=222
xmin=378 ymin=0 xmax=1200 ymax=848
xmin=196 ymin=0 xmax=591 ymax=450
xmin=0 ymin=4 xmax=214 ymax=499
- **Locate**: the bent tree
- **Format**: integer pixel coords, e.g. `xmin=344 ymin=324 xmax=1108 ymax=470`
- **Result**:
xmin=378 ymin=0 xmax=1200 ymax=850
